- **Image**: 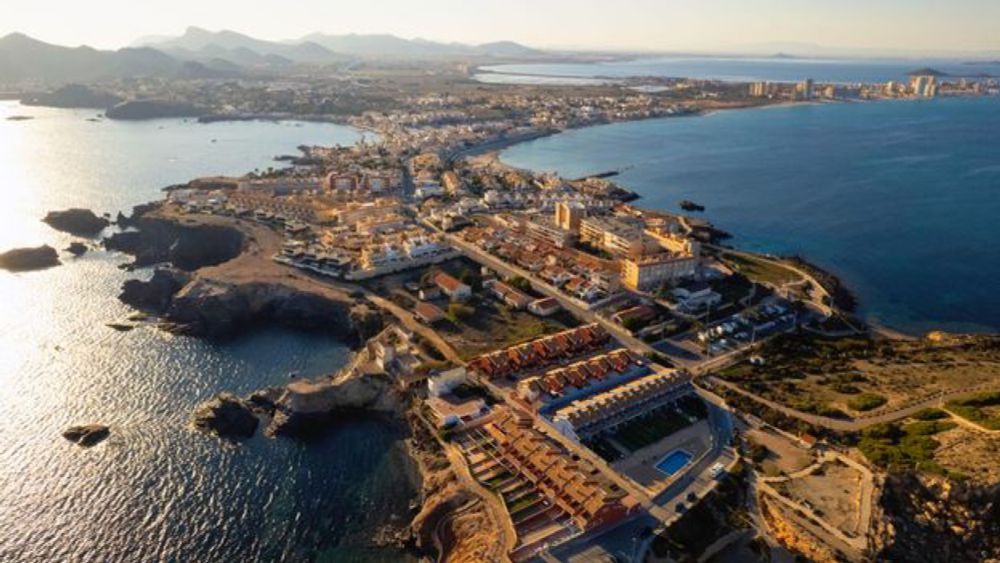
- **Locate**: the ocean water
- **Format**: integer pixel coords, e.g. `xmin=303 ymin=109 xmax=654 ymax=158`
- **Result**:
xmin=479 ymin=57 xmax=1000 ymax=85
xmin=502 ymin=96 xmax=1000 ymax=335
xmin=0 ymin=102 xmax=418 ymax=563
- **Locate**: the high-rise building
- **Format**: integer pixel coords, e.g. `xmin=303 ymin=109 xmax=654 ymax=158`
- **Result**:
xmin=797 ymin=78 xmax=814 ymax=100
xmin=554 ymin=201 xmax=586 ymax=232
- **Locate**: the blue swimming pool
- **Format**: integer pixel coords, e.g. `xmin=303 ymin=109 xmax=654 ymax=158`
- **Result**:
xmin=655 ymin=450 xmax=693 ymax=476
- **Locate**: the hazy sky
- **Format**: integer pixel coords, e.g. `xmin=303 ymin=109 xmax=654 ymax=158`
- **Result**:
xmin=5 ymin=0 xmax=1000 ymax=55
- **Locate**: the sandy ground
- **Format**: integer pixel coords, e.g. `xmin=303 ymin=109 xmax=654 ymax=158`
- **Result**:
xmin=746 ymin=427 xmax=815 ymax=476
xmin=780 ymin=461 xmax=863 ymax=535
xmin=933 ymin=426 xmax=1000 ymax=485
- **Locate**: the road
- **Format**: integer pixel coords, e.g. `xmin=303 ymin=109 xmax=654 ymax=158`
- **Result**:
xmin=707 ymin=375 xmax=1000 ymax=432
xmin=441 ymin=230 xmax=660 ymax=359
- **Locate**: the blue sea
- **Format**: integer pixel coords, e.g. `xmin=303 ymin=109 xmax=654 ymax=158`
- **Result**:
xmin=479 ymin=56 xmax=1000 ymax=84
xmin=0 ymin=102 xmax=417 ymax=563
xmin=502 ymin=96 xmax=1000 ymax=335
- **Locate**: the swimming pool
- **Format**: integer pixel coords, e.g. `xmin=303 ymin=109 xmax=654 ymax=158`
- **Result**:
xmin=655 ymin=449 xmax=693 ymax=476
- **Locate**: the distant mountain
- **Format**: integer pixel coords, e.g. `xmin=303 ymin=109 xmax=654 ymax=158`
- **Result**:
xmin=908 ymin=67 xmax=947 ymax=77
xmin=0 ymin=32 xmax=232 ymax=85
xmin=142 ymin=27 xmax=346 ymax=65
xmin=300 ymin=32 xmax=544 ymax=59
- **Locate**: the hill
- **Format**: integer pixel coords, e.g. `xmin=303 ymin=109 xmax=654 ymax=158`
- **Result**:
xmin=143 ymin=27 xmax=346 ymax=65
xmin=0 ymin=33 xmax=229 ymax=85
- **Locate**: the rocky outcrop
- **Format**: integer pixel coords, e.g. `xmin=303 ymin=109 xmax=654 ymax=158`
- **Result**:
xmin=43 ymin=208 xmax=110 ymax=237
xmin=104 ymin=217 xmax=244 ymax=270
xmin=163 ymin=278 xmax=383 ymax=342
xmin=106 ymin=100 xmax=207 ymax=120
xmin=267 ymin=374 xmax=400 ymax=437
xmin=875 ymin=473 xmax=1000 ymax=562
xmin=192 ymin=393 xmax=259 ymax=441
xmin=22 ymin=84 xmax=123 ymax=109
xmin=119 ymin=268 xmax=191 ymax=314
xmin=62 ymin=424 xmax=110 ymax=447
xmin=0 ymin=245 xmax=60 ymax=272
xmin=65 ymin=242 xmax=88 ymax=256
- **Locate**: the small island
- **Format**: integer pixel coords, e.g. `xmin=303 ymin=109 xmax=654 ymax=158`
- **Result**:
xmin=0 ymin=245 xmax=60 ymax=272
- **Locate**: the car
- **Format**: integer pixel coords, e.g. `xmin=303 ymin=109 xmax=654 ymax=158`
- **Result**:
xmin=686 ymin=492 xmax=698 ymax=502
xmin=709 ymin=462 xmax=726 ymax=478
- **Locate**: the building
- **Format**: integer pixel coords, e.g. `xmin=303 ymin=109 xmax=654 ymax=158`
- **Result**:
xmin=427 ymin=395 xmax=487 ymax=428
xmin=434 ymin=272 xmax=472 ymax=300
xmin=427 ymin=367 xmax=468 ymax=397
xmin=484 ymin=279 xmax=533 ymax=310
xmin=621 ymin=252 xmax=699 ymax=291
xmin=414 ymin=302 xmax=445 ymax=324
xmin=483 ymin=408 xmax=638 ymax=531
xmin=528 ymin=297 xmax=561 ymax=317
xmin=441 ymin=171 xmax=463 ymax=194
xmin=467 ymin=324 xmax=610 ymax=381
xmin=555 ymin=201 xmax=586 ymax=232
xmin=749 ymin=81 xmax=769 ymax=98
xmin=579 ymin=216 xmax=645 ymax=256
xmin=551 ymin=370 xmax=693 ymax=441
xmin=797 ymin=78 xmax=814 ymax=100
xmin=517 ymin=349 xmax=646 ymax=402
xmin=525 ymin=216 xmax=575 ymax=248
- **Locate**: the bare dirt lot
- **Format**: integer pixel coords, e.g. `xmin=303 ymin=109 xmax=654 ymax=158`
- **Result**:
xmin=778 ymin=460 xmax=864 ymax=535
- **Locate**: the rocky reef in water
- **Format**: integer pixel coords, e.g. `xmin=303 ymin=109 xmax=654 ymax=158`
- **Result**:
xmin=43 ymin=208 xmax=110 ymax=237
xmin=191 ymin=393 xmax=259 ymax=441
xmin=62 ymin=424 xmax=110 ymax=447
xmin=0 ymin=245 xmax=60 ymax=272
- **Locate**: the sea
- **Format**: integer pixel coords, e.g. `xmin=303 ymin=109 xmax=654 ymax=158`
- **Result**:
xmin=502 ymin=95 xmax=1000 ymax=335
xmin=0 ymin=102 xmax=419 ymax=563
xmin=478 ymin=56 xmax=1000 ymax=84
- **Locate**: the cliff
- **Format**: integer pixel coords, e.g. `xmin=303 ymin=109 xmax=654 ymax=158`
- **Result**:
xmin=104 ymin=216 xmax=244 ymax=270
xmin=267 ymin=372 xmax=400 ymax=436
xmin=164 ymin=278 xmax=382 ymax=342
xmin=874 ymin=473 xmax=1000 ymax=562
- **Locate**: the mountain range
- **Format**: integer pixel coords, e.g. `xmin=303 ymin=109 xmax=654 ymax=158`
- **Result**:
xmin=0 ymin=28 xmax=545 ymax=86
xmin=138 ymin=27 xmax=543 ymax=65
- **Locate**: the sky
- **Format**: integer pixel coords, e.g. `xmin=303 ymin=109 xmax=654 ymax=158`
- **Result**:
xmin=4 ymin=0 xmax=1000 ymax=56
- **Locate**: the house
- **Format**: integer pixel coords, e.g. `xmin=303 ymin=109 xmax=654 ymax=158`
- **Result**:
xmin=434 ymin=272 xmax=472 ymax=300
xmin=484 ymin=279 xmax=532 ymax=310
xmin=414 ymin=302 xmax=445 ymax=324
xmin=427 ymin=367 xmax=468 ymax=397
xmin=418 ymin=286 xmax=442 ymax=301
xmin=528 ymin=297 xmax=561 ymax=317
xmin=428 ymin=395 xmax=487 ymax=428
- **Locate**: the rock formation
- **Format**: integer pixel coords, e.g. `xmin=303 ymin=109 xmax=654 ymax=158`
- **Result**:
xmin=65 ymin=242 xmax=88 ymax=256
xmin=266 ymin=373 xmax=399 ymax=436
xmin=163 ymin=278 xmax=383 ymax=342
xmin=119 ymin=268 xmax=191 ymax=314
xmin=0 ymin=245 xmax=60 ymax=272
xmin=106 ymin=100 xmax=207 ymax=120
xmin=191 ymin=393 xmax=259 ymax=441
xmin=104 ymin=217 xmax=244 ymax=270
xmin=874 ymin=472 xmax=1000 ymax=562
xmin=62 ymin=424 xmax=110 ymax=447
xmin=43 ymin=208 xmax=110 ymax=237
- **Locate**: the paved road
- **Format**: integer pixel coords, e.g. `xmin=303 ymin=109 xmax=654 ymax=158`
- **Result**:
xmin=441 ymin=231 xmax=660 ymax=359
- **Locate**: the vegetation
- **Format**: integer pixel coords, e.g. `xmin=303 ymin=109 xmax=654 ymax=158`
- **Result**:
xmin=847 ymin=392 xmax=888 ymax=412
xmin=446 ymin=302 xmax=476 ymax=322
xmin=506 ymin=275 xmax=532 ymax=293
xmin=612 ymin=396 xmax=707 ymax=452
xmin=911 ymin=407 xmax=950 ymax=421
xmin=719 ymin=252 xmax=800 ymax=286
xmin=945 ymin=391 xmax=1000 ymax=430
xmin=858 ymin=420 xmax=957 ymax=475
